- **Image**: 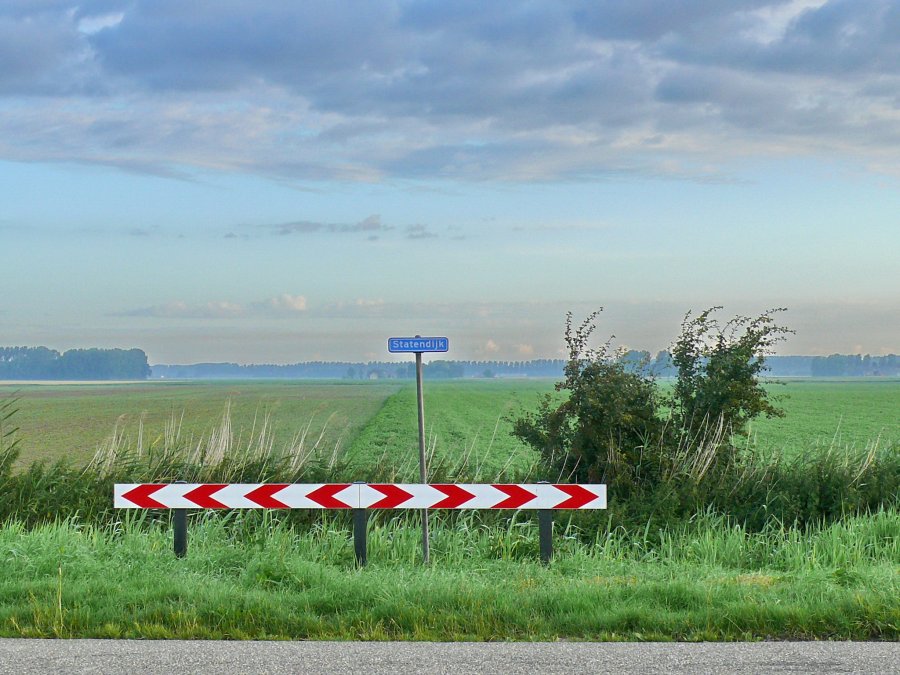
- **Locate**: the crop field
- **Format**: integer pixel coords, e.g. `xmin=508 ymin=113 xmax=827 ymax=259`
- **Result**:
xmin=344 ymin=380 xmax=552 ymax=480
xmin=750 ymin=379 xmax=900 ymax=453
xmin=1 ymin=378 xmax=897 ymax=470
xmin=0 ymin=381 xmax=401 ymax=469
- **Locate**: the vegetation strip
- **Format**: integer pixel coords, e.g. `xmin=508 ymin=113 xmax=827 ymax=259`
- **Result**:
xmin=0 ymin=513 xmax=896 ymax=641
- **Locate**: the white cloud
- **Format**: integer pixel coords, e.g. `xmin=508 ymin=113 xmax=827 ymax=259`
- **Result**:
xmin=78 ymin=12 xmax=124 ymax=35
xmin=120 ymin=294 xmax=309 ymax=319
xmin=265 ymin=294 xmax=307 ymax=312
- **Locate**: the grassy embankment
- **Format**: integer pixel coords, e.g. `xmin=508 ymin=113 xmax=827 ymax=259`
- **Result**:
xmin=1 ymin=511 xmax=896 ymax=640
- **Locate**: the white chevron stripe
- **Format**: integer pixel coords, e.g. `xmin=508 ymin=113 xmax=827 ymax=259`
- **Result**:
xmin=114 ymin=483 xmax=608 ymax=509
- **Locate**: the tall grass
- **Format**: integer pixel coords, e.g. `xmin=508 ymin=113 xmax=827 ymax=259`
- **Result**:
xmin=0 ymin=394 xmax=19 ymax=479
xmin=0 ymin=510 xmax=896 ymax=640
xmin=0 ymin=397 xmax=897 ymax=534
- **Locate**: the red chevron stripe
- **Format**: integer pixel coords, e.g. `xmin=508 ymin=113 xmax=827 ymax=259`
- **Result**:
xmin=306 ymin=483 xmax=352 ymax=509
xmin=121 ymin=484 xmax=167 ymax=509
xmin=245 ymin=484 xmax=290 ymax=509
xmin=491 ymin=484 xmax=537 ymax=509
xmin=184 ymin=484 xmax=228 ymax=509
xmin=431 ymin=484 xmax=475 ymax=508
xmin=553 ymin=484 xmax=597 ymax=509
xmin=369 ymin=484 xmax=414 ymax=509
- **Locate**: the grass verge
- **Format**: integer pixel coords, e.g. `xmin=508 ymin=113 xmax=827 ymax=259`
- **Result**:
xmin=0 ymin=511 xmax=896 ymax=641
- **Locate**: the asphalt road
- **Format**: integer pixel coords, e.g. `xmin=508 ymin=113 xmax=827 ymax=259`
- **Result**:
xmin=1 ymin=640 xmax=897 ymax=674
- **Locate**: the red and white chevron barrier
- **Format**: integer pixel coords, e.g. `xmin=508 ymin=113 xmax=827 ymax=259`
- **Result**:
xmin=114 ymin=483 xmax=606 ymax=510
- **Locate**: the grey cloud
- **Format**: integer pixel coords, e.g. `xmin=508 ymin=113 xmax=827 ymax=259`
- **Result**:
xmin=0 ymin=14 xmax=89 ymax=95
xmin=275 ymin=222 xmax=321 ymax=235
xmin=269 ymin=214 xmax=390 ymax=236
xmin=79 ymin=3 xmax=678 ymax=131
xmin=0 ymin=2 xmax=128 ymax=19
xmin=4 ymin=1 xmax=900 ymax=181
xmin=572 ymin=0 xmax=783 ymax=41
xmin=405 ymin=224 xmax=437 ymax=240
xmin=0 ymin=1 xmax=130 ymax=96
xmin=757 ymin=0 xmax=900 ymax=74
xmin=90 ymin=1 xmax=400 ymax=93
xmin=659 ymin=0 xmax=900 ymax=77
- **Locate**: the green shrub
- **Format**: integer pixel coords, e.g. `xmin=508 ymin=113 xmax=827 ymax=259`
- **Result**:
xmin=512 ymin=311 xmax=664 ymax=491
xmin=511 ymin=309 xmax=899 ymax=532
xmin=671 ymin=306 xmax=792 ymax=438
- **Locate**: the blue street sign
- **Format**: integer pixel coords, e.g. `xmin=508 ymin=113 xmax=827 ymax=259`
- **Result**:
xmin=388 ymin=336 xmax=449 ymax=353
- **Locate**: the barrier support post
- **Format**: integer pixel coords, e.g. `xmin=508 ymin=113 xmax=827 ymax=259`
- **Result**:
xmin=173 ymin=480 xmax=187 ymax=558
xmin=538 ymin=481 xmax=552 ymax=564
xmin=353 ymin=481 xmax=367 ymax=567
xmin=538 ymin=509 xmax=553 ymax=564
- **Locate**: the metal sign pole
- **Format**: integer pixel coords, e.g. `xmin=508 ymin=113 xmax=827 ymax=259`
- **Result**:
xmin=415 ymin=348 xmax=430 ymax=564
xmin=387 ymin=334 xmax=447 ymax=565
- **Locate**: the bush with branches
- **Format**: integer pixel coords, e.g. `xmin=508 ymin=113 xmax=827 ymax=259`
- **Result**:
xmin=671 ymin=307 xmax=793 ymax=439
xmin=512 ymin=311 xmax=665 ymax=491
xmin=513 ymin=307 xmax=792 ymax=498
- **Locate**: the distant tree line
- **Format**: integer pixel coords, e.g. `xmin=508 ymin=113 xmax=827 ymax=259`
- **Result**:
xmin=150 ymin=359 xmax=565 ymax=380
xmin=3 ymin=345 xmax=897 ymax=381
xmin=0 ymin=347 xmax=151 ymax=380
xmin=643 ymin=352 xmax=900 ymax=377
xmin=808 ymin=353 xmax=900 ymax=376
xmin=150 ymin=353 xmax=900 ymax=380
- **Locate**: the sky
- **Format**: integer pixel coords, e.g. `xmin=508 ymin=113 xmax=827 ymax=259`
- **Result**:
xmin=1 ymin=0 xmax=898 ymax=364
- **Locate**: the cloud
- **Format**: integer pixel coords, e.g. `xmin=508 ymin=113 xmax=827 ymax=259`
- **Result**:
xmin=119 ymin=293 xmax=308 ymax=319
xmin=517 ymin=343 xmax=535 ymax=357
xmin=405 ymin=224 xmax=437 ymax=240
xmin=267 ymin=215 xmax=391 ymax=236
xmin=260 ymin=294 xmax=307 ymax=313
xmin=4 ymin=2 xmax=900 ymax=180
xmin=309 ymin=299 xmax=387 ymax=319
xmin=127 ymin=227 xmax=157 ymax=237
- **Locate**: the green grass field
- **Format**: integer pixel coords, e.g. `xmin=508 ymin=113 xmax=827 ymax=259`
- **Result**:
xmin=2 ymin=377 xmax=897 ymax=469
xmin=0 ymin=381 xmax=400 ymax=468
xmin=751 ymin=379 xmax=900 ymax=452
xmin=345 ymin=379 xmax=551 ymax=480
